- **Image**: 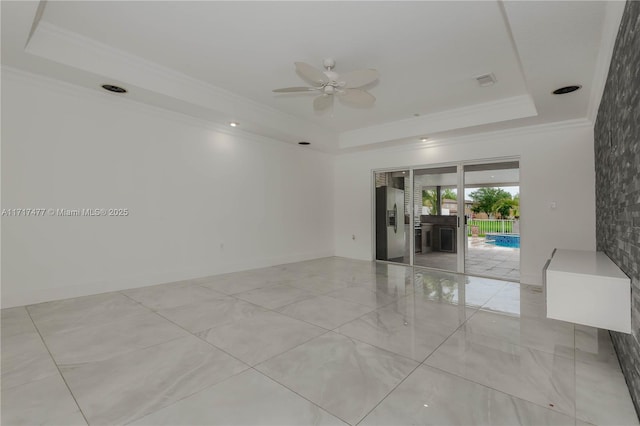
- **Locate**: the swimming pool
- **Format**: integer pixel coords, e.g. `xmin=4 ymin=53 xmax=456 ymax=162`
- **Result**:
xmin=485 ymin=233 xmax=520 ymax=248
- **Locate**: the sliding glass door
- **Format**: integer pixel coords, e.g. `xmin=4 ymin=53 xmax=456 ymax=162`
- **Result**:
xmin=412 ymin=166 xmax=460 ymax=273
xmin=373 ymin=159 xmax=520 ymax=282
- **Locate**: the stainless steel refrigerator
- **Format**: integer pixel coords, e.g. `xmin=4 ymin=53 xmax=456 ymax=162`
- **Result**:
xmin=375 ymin=186 xmax=406 ymax=261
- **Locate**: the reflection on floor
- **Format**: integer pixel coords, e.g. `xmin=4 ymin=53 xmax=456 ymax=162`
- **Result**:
xmin=414 ymin=236 xmax=520 ymax=281
xmin=2 ymin=258 xmax=636 ymax=425
xmin=466 ymin=236 xmax=520 ymax=281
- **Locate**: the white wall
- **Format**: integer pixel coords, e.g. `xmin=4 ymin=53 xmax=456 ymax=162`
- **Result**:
xmin=1 ymin=70 xmax=334 ymax=308
xmin=334 ymin=123 xmax=596 ymax=285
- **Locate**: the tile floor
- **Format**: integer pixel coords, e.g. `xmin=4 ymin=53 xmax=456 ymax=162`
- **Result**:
xmin=1 ymin=257 xmax=637 ymax=425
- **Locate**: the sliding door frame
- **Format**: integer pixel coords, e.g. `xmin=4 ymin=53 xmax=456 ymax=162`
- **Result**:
xmin=372 ymin=156 xmax=520 ymax=274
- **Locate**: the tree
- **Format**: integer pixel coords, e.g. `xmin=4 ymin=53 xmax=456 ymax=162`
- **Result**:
xmin=469 ymin=188 xmax=512 ymax=217
xmin=494 ymin=198 xmax=516 ymax=218
xmin=442 ymin=188 xmax=457 ymax=200
xmin=511 ymin=194 xmax=520 ymax=218
xmin=422 ymin=190 xmax=437 ymax=214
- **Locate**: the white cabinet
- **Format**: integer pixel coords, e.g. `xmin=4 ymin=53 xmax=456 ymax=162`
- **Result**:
xmin=544 ymin=249 xmax=631 ymax=333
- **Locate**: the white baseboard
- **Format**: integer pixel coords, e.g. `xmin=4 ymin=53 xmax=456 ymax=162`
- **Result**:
xmin=519 ymin=272 xmax=543 ymax=286
xmin=1 ymin=250 xmax=334 ymax=308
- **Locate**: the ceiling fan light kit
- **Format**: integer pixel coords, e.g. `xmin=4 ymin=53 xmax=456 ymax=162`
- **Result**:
xmin=273 ymin=58 xmax=379 ymax=111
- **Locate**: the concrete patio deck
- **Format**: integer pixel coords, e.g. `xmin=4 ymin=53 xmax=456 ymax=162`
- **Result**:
xmin=413 ymin=236 xmax=520 ymax=282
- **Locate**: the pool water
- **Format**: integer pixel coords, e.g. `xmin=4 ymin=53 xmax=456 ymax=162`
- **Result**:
xmin=485 ymin=233 xmax=520 ymax=248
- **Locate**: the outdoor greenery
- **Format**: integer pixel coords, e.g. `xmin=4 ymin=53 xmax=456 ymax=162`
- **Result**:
xmin=442 ymin=189 xmax=457 ymax=200
xmin=422 ymin=189 xmax=436 ymax=210
xmin=422 ymin=188 xmax=457 ymax=215
xmin=469 ymin=187 xmax=519 ymax=219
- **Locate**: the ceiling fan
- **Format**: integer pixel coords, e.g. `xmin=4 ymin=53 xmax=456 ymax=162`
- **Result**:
xmin=273 ymin=58 xmax=379 ymax=112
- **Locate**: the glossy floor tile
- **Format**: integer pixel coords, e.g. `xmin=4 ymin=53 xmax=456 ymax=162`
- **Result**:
xmin=60 ymin=335 xmax=248 ymax=425
xmin=197 ymin=310 xmax=326 ymax=365
xmin=335 ymin=306 xmax=454 ymax=362
xmin=360 ymin=365 xmax=575 ymax=425
xmin=2 ymin=257 xmax=637 ymax=425
xmin=325 ymin=286 xmax=399 ymax=309
xmin=1 ymin=373 xmax=86 ymax=426
xmin=131 ymin=369 xmax=346 ymax=425
xmin=197 ymin=267 xmax=289 ymax=294
xmin=1 ymin=306 xmax=37 ymax=337
xmin=424 ymin=328 xmax=576 ymax=417
xmin=156 ymin=295 xmax=268 ymax=332
xmin=574 ymin=325 xmax=638 ymax=425
xmin=277 ymin=295 xmax=374 ymax=329
xmin=122 ymin=280 xmax=226 ymax=310
xmin=335 ymin=297 xmax=474 ymax=362
xmin=256 ymin=332 xmax=418 ymax=425
xmin=27 ymin=292 xmax=146 ymax=336
xmin=413 ymin=269 xmax=506 ymax=307
xmin=286 ymin=274 xmax=352 ymax=294
xmin=42 ymin=311 xmax=188 ymax=365
xmin=1 ymin=331 xmax=59 ymax=389
xmin=234 ymin=284 xmax=316 ymax=309
xmin=481 ymin=282 xmax=546 ymax=318
xmin=461 ymin=309 xmax=575 ymax=358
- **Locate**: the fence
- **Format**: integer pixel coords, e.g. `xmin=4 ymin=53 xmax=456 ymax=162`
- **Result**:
xmin=467 ymin=219 xmax=515 ymax=236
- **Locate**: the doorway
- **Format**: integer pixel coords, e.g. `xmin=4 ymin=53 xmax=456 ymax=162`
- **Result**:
xmin=412 ymin=166 xmax=459 ymax=273
xmin=373 ymin=159 xmax=520 ymax=282
xmin=464 ymin=162 xmax=520 ymax=281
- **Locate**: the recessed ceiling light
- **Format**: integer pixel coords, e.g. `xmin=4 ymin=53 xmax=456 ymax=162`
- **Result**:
xmin=229 ymin=122 xmax=239 ymax=127
xmin=553 ymin=85 xmax=581 ymax=95
xmin=420 ymin=137 xmax=429 ymax=142
xmin=298 ymin=141 xmax=310 ymax=145
xmin=101 ymin=84 xmax=127 ymax=93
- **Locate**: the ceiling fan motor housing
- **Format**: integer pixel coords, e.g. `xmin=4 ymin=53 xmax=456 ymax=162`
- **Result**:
xmin=322 ymin=58 xmax=336 ymax=69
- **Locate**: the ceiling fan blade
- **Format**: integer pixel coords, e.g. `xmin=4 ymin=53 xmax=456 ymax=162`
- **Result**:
xmin=295 ymin=62 xmax=329 ymax=85
xmin=339 ymin=69 xmax=379 ymax=88
xmin=313 ymin=94 xmax=333 ymax=111
xmin=338 ymin=89 xmax=376 ymax=107
xmin=272 ymin=87 xmax=318 ymax=93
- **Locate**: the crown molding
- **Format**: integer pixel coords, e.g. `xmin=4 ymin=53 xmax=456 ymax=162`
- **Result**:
xmin=586 ymin=0 xmax=626 ymax=125
xmin=17 ymin=6 xmax=618 ymax=153
xmin=338 ymin=117 xmax=592 ymax=157
xmin=25 ymin=20 xmax=338 ymax=148
xmin=338 ymin=94 xmax=538 ymax=149
xmin=1 ymin=66 xmax=332 ymax=158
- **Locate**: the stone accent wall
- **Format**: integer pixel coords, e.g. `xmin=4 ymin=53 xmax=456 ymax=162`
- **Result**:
xmin=594 ymin=0 xmax=640 ymax=415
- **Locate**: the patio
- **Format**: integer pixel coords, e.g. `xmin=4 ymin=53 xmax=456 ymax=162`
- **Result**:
xmin=413 ymin=236 xmax=520 ymax=282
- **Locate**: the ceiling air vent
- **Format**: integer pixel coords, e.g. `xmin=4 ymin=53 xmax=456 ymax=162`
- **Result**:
xmin=475 ymin=73 xmax=496 ymax=87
